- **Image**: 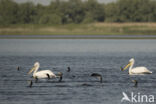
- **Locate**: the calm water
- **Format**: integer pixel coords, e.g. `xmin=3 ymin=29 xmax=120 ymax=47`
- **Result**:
xmin=0 ymin=39 xmax=156 ymax=104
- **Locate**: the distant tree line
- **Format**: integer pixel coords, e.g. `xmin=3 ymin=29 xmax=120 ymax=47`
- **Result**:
xmin=0 ymin=0 xmax=156 ymax=25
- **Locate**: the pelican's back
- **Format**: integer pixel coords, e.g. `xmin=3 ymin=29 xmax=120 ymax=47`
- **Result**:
xmin=34 ymin=70 xmax=56 ymax=78
xmin=131 ymin=67 xmax=152 ymax=74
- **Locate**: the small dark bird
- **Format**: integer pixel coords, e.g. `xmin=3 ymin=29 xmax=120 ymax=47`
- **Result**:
xmin=17 ymin=66 xmax=20 ymax=71
xmin=34 ymin=76 xmax=38 ymax=83
xmin=91 ymin=73 xmax=102 ymax=83
xmin=81 ymin=83 xmax=92 ymax=86
xmin=56 ymin=72 xmax=63 ymax=82
xmin=72 ymin=75 xmax=76 ymax=78
xmin=67 ymin=67 xmax=71 ymax=72
xmin=132 ymin=80 xmax=138 ymax=87
xmin=28 ymin=80 xmax=33 ymax=88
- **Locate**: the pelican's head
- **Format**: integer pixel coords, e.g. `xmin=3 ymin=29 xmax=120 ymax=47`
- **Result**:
xmin=34 ymin=62 xmax=40 ymax=67
xmin=121 ymin=58 xmax=134 ymax=71
xmin=28 ymin=62 xmax=40 ymax=74
xmin=129 ymin=58 xmax=135 ymax=63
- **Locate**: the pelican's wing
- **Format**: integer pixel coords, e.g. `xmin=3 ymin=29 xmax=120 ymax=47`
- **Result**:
xmin=132 ymin=67 xmax=152 ymax=74
xmin=35 ymin=70 xmax=56 ymax=78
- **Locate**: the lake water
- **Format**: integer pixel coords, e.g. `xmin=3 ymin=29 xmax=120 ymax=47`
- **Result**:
xmin=0 ymin=39 xmax=156 ymax=104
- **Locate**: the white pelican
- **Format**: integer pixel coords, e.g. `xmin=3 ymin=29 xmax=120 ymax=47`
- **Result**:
xmin=121 ymin=58 xmax=152 ymax=75
xmin=28 ymin=62 xmax=63 ymax=82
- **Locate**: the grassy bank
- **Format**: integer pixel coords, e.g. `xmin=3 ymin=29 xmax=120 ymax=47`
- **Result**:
xmin=0 ymin=23 xmax=156 ymax=35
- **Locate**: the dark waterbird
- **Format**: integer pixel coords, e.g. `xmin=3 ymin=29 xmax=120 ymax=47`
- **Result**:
xmin=34 ymin=76 xmax=38 ymax=83
xmin=67 ymin=67 xmax=71 ymax=72
xmin=91 ymin=73 xmax=102 ymax=83
xmin=72 ymin=75 xmax=76 ymax=78
xmin=81 ymin=83 xmax=92 ymax=86
xmin=17 ymin=66 xmax=20 ymax=71
xmin=28 ymin=80 xmax=33 ymax=88
xmin=132 ymin=80 xmax=138 ymax=87
xmin=56 ymin=72 xmax=63 ymax=82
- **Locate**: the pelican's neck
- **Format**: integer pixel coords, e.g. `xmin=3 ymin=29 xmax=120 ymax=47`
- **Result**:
xmin=33 ymin=66 xmax=39 ymax=75
xmin=129 ymin=62 xmax=134 ymax=74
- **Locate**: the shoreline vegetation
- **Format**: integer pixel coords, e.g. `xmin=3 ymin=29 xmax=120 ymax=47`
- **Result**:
xmin=0 ymin=23 xmax=156 ymax=36
xmin=1 ymin=0 xmax=156 ymax=39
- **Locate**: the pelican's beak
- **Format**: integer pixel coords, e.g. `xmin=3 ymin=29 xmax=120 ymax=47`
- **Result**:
xmin=121 ymin=62 xmax=131 ymax=71
xmin=28 ymin=66 xmax=35 ymax=74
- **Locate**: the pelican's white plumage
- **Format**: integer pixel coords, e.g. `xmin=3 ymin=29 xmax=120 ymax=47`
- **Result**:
xmin=28 ymin=62 xmax=56 ymax=79
xmin=122 ymin=58 xmax=152 ymax=75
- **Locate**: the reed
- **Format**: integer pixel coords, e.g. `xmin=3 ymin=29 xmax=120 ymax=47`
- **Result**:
xmin=0 ymin=23 xmax=156 ymax=35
